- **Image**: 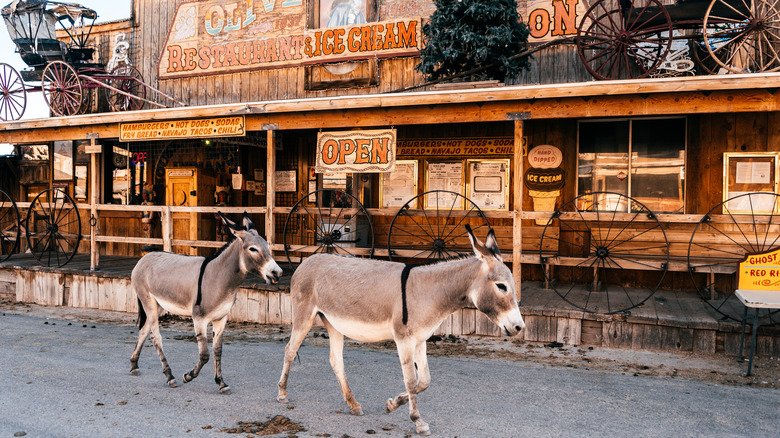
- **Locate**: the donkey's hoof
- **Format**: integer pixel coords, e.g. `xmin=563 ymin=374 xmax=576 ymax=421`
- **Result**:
xmin=182 ymin=372 xmax=193 ymax=383
xmin=385 ymin=398 xmax=397 ymax=413
xmin=129 ymin=368 xmax=140 ymax=376
xmin=416 ymin=422 xmax=430 ymax=436
xmin=219 ymin=385 xmax=231 ymax=395
xmin=350 ymin=406 xmax=364 ymax=416
xmin=277 ymin=394 xmax=289 ymax=403
xmin=167 ymin=378 xmax=178 ymax=388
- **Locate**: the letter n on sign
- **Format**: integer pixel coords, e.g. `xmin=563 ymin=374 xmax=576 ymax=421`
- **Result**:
xmin=316 ymin=129 xmax=396 ymax=173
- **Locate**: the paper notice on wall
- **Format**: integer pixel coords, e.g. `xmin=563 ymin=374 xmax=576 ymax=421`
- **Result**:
xmin=736 ymin=162 xmax=771 ymax=184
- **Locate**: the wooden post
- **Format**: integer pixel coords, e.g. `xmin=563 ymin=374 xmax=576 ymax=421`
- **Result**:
xmin=162 ymin=206 xmax=173 ymax=252
xmin=89 ymin=137 xmax=99 ymax=271
xmin=265 ymin=129 xmax=276 ymax=244
xmin=513 ymin=120 xmax=524 ymax=300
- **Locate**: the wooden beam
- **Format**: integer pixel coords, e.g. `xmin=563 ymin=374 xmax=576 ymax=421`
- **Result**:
xmin=89 ymin=138 xmax=99 ymax=271
xmin=513 ymin=120 xmax=524 ymax=300
xmin=266 ymin=129 xmax=276 ymax=245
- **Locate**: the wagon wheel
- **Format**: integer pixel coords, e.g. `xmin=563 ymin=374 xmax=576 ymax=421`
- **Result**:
xmin=0 ymin=190 xmax=21 ymax=263
xmin=282 ymin=189 xmax=374 ymax=271
xmin=539 ymin=192 xmax=669 ymax=314
xmin=41 ymin=61 xmax=83 ymax=116
xmin=25 ymin=188 xmax=82 ymax=267
xmin=0 ymin=63 xmax=26 ymax=121
xmin=576 ymin=0 xmax=673 ymax=80
xmin=107 ymin=64 xmax=146 ymax=112
xmin=387 ymin=190 xmax=491 ymax=263
xmin=688 ymin=192 xmax=780 ymax=325
xmin=703 ymin=0 xmax=780 ymax=73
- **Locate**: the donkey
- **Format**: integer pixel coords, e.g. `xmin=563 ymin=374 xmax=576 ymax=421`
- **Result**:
xmin=130 ymin=212 xmax=282 ymax=393
xmin=277 ymin=225 xmax=524 ymax=435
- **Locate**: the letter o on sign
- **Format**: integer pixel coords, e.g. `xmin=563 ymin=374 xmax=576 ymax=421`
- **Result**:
xmin=321 ymin=139 xmax=338 ymax=165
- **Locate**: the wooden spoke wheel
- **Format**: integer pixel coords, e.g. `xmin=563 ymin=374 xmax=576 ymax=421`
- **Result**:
xmin=42 ymin=61 xmax=83 ymax=116
xmin=387 ymin=190 xmax=490 ymax=263
xmin=282 ymin=189 xmax=374 ymax=271
xmin=0 ymin=190 xmax=20 ymax=263
xmin=576 ymin=0 xmax=673 ymax=80
xmin=107 ymin=64 xmax=146 ymax=112
xmin=688 ymin=192 xmax=780 ymax=325
xmin=25 ymin=189 xmax=82 ymax=268
xmin=0 ymin=63 xmax=26 ymax=121
xmin=539 ymin=192 xmax=669 ymax=314
xmin=703 ymin=0 xmax=780 ymax=73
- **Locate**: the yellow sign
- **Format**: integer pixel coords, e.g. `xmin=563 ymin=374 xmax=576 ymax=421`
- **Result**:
xmin=316 ymin=129 xmax=396 ymax=173
xmin=120 ymin=116 xmax=245 ymax=141
xmin=396 ymin=138 xmax=515 ymax=156
xmin=738 ymin=248 xmax=780 ymax=290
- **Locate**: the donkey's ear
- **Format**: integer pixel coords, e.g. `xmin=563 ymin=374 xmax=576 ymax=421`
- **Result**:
xmin=465 ymin=224 xmax=494 ymax=260
xmin=485 ymin=228 xmax=501 ymax=259
xmin=242 ymin=211 xmax=256 ymax=231
xmin=217 ymin=212 xmax=241 ymax=231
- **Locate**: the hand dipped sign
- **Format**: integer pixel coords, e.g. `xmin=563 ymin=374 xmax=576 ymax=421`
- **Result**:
xmin=316 ymin=129 xmax=396 ymax=173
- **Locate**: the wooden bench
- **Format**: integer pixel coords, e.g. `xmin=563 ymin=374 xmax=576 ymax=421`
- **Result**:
xmin=734 ymin=248 xmax=780 ymax=376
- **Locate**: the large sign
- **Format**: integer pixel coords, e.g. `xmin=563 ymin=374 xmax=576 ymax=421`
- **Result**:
xmin=316 ymin=129 xmax=396 ymax=173
xmin=526 ymin=0 xmax=586 ymax=43
xmin=120 ymin=116 xmax=245 ymax=141
xmin=159 ymin=0 xmax=421 ymax=78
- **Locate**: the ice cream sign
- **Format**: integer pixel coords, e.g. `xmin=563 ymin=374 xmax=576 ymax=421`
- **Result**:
xmin=525 ymin=145 xmax=565 ymax=224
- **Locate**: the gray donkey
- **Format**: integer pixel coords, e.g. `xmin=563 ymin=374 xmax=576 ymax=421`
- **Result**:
xmin=130 ymin=212 xmax=282 ymax=393
xmin=277 ymin=224 xmax=524 ymax=435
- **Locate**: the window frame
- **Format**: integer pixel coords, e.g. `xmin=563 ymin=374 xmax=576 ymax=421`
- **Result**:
xmin=576 ymin=116 xmax=688 ymax=214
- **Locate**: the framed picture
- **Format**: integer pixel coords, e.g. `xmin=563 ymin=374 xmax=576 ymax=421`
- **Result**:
xmin=380 ymin=160 xmax=418 ymax=208
xmin=424 ymin=160 xmax=464 ymax=209
xmin=319 ymin=0 xmax=369 ymax=28
xmin=467 ymin=159 xmax=509 ymax=211
xmin=275 ymin=170 xmax=297 ymax=192
xmin=723 ymin=152 xmax=779 ymax=214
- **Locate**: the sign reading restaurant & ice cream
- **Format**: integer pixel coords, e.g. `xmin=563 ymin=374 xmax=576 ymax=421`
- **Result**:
xmin=159 ymin=0 xmax=421 ymax=78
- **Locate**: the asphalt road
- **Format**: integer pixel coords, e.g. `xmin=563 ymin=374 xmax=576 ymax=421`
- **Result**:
xmin=1 ymin=308 xmax=778 ymax=438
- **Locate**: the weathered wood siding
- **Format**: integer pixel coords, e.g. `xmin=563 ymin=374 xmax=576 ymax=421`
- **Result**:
xmin=126 ymin=0 xmax=591 ymax=108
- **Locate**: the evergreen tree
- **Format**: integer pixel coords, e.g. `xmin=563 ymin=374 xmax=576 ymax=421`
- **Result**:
xmin=416 ymin=0 xmax=531 ymax=82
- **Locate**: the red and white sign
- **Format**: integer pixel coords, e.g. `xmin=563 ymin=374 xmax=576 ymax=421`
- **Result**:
xmin=316 ymin=129 xmax=396 ymax=173
xmin=527 ymin=145 xmax=563 ymax=169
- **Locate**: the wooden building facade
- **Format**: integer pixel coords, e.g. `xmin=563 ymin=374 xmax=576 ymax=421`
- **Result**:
xmin=1 ymin=0 xmax=779 ymax=354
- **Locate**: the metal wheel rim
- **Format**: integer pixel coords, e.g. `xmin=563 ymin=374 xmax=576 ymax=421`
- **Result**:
xmin=107 ymin=64 xmax=146 ymax=112
xmin=25 ymin=188 xmax=82 ymax=267
xmin=576 ymin=0 xmax=673 ymax=80
xmin=282 ymin=189 xmax=374 ymax=271
xmin=387 ymin=190 xmax=490 ymax=262
xmin=0 ymin=189 xmax=20 ymax=263
xmin=0 ymin=63 xmax=26 ymax=121
xmin=703 ymin=0 xmax=780 ymax=73
xmin=688 ymin=192 xmax=780 ymax=325
xmin=42 ymin=61 xmax=83 ymax=116
xmin=539 ymin=192 xmax=669 ymax=314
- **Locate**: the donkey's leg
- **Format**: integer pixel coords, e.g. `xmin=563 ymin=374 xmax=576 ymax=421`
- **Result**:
xmin=148 ymin=307 xmax=177 ymax=388
xmin=182 ymin=317 xmax=210 ymax=385
xmin=320 ymin=315 xmax=363 ymax=416
xmin=211 ymin=315 xmax=230 ymax=394
xmin=277 ymin=309 xmax=317 ymax=403
xmin=386 ymin=340 xmax=431 ymax=412
xmin=129 ymin=303 xmax=153 ymax=376
xmin=393 ymin=338 xmax=430 ymax=436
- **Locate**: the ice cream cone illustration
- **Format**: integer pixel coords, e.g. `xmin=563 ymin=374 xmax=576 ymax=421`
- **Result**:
xmin=525 ymin=165 xmax=565 ymax=225
xmin=529 ymin=189 xmax=561 ymax=225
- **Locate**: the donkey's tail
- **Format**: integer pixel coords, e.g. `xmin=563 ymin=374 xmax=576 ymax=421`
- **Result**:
xmin=137 ymin=299 xmax=147 ymax=329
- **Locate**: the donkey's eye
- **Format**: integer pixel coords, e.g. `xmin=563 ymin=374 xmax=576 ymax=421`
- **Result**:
xmin=249 ymin=247 xmax=259 ymax=253
xmin=496 ymin=283 xmax=508 ymax=292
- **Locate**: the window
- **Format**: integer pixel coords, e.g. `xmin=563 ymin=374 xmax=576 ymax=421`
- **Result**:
xmin=578 ymin=118 xmax=686 ymax=213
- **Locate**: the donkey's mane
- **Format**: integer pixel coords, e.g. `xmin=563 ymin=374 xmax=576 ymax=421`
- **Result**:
xmin=408 ymin=253 xmax=475 ymax=269
xmin=196 ymin=232 xmax=238 ymax=306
